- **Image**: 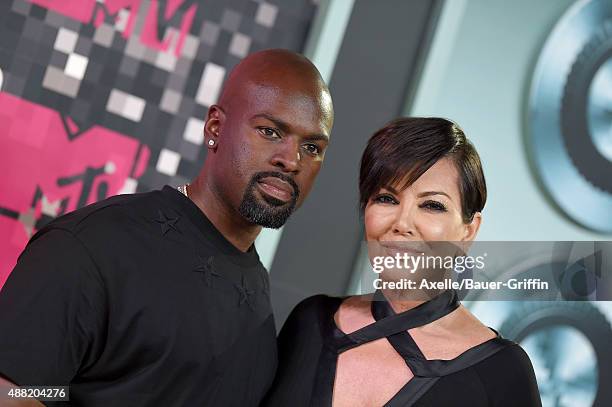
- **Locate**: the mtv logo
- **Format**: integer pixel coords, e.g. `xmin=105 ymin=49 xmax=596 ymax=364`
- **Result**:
xmin=28 ymin=0 xmax=197 ymax=55
xmin=0 ymin=91 xmax=150 ymax=288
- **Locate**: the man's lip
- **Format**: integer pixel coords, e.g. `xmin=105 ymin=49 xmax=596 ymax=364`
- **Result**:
xmin=258 ymin=177 xmax=294 ymax=194
xmin=257 ymin=177 xmax=294 ymax=202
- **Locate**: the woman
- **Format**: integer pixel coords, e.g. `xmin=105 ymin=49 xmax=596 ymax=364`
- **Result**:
xmin=264 ymin=118 xmax=541 ymax=406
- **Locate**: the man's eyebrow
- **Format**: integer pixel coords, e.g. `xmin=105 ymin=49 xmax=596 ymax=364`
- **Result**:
xmin=251 ymin=113 xmax=291 ymax=133
xmin=251 ymin=113 xmax=329 ymax=142
xmin=303 ymin=133 xmax=329 ymax=143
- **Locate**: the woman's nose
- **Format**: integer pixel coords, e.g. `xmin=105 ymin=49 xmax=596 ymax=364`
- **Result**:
xmin=391 ymin=203 xmax=415 ymax=236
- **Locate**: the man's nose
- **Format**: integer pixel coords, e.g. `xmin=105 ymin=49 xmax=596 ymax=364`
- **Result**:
xmin=271 ymin=137 xmax=300 ymax=173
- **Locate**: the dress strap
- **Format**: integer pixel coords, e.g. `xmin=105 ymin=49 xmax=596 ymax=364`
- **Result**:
xmin=371 ymin=290 xmax=513 ymax=378
xmin=312 ymin=292 xmax=514 ymax=407
xmin=328 ymin=289 xmax=459 ymax=353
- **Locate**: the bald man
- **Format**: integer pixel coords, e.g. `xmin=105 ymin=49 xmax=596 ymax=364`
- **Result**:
xmin=0 ymin=49 xmax=334 ymax=406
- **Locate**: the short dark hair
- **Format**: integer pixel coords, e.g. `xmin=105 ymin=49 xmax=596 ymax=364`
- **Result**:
xmin=359 ymin=117 xmax=486 ymax=223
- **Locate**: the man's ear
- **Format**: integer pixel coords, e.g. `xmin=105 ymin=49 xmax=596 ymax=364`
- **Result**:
xmin=204 ymin=105 xmax=225 ymax=148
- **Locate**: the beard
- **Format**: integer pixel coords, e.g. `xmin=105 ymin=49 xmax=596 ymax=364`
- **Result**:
xmin=238 ymin=171 xmax=300 ymax=229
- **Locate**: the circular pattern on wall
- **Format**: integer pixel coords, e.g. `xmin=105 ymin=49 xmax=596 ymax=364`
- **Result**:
xmin=529 ymin=0 xmax=612 ymax=232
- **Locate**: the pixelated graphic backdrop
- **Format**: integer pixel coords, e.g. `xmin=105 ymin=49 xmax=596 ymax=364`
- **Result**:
xmin=0 ymin=0 xmax=318 ymax=287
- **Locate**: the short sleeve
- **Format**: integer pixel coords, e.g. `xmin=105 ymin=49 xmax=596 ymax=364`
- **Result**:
xmin=0 ymin=228 xmax=107 ymax=386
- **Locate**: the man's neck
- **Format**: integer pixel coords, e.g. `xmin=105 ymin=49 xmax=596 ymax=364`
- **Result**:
xmin=187 ymin=177 xmax=261 ymax=253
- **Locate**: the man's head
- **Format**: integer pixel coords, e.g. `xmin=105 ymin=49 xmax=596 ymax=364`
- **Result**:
xmin=202 ymin=49 xmax=334 ymax=228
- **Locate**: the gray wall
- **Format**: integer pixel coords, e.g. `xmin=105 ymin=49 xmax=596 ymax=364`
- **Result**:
xmin=269 ymin=0 xmax=442 ymax=327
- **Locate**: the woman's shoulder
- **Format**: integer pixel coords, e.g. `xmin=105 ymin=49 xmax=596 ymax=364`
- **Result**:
xmin=471 ymin=342 xmax=541 ymax=404
xmin=478 ymin=342 xmax=535 ymax=372
xmin=290 ymin=294 xmax=343 ymax=318
xmin=279 ymin=294 xmax=376 ymax=337
xmin=275 ymin=295 xmax=344 ymax=354
xmin=294 ymin=293 xmax=344 ymax=311
xmin=280 ymin=294 xmax=343 ymax=332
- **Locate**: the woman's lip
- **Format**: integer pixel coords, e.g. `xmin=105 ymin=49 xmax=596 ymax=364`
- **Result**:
xmin=257 ymin=180 xmax=292 ymax=202
xmin=378 ymin=242 xmax=428 ymax=255
xmin=379 ymin=242 xmax=426 ymax=249
xmin=382 ymin=247 xmax=424 ymax=257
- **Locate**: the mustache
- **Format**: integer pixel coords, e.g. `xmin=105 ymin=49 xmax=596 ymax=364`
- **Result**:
xmin=251 ymin=171 xmax=300 ymax=199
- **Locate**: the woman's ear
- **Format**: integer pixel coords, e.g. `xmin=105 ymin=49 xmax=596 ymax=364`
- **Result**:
xmin=462 ymin=211 xmax=482 ymax=242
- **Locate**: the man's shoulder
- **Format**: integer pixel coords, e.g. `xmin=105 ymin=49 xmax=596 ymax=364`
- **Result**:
xmin=40 ymin=190 xmax=162 ymax=234
xmin=30 ymin=189 xmax=166 ymax=251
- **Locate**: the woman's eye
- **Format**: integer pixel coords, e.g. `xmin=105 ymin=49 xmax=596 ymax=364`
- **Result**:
xmin=421 ymin=200 xmax=447 ymax=212
xmin=302 ymin=143 xmax=320 ymax=156
xmin=373 ymin=194 xmax=397 ymax=204
xmin=258 ymin=127 xmax=280 ymax=139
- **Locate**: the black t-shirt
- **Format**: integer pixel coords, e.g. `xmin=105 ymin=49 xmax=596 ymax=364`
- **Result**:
xmin=263 ymin=294 xmax=542 ymax=407
xmin=0 ymin=186 xmax=277 ymax=406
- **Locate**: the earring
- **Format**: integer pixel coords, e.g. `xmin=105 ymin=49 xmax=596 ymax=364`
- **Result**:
xmin=208 ymin=139 xmax=215 ymax=147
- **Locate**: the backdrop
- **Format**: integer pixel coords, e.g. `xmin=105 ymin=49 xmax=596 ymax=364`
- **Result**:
xmin=0 ymin=0 xmax=316 ymax=287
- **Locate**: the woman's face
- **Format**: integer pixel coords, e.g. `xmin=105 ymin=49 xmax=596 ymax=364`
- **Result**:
xmin=364 ymin=157 xmax=481 ymax=244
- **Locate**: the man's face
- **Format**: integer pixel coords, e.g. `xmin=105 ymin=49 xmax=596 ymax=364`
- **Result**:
xmin=207 ymin=82 xmax=333 ymax=228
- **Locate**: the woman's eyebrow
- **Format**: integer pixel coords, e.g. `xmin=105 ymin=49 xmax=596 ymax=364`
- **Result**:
xmin=417 ymin=191 xmax=452 ymax=200
xmin=381 ymin=185 xmax=399 ymax=194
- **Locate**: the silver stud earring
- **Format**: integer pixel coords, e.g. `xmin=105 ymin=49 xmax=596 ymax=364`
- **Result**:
xmin=208 ymin=139 xmax=215 ymax=147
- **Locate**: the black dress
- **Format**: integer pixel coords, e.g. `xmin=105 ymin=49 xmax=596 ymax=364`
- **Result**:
xmin=264 ymin=290 xmax=542 ymax=406
xmin=0 ymin=186 xmax=277 ymax=406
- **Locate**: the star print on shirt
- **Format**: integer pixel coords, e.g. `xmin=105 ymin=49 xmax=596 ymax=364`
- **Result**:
xmin=193 ymin=256 xmax=219 ymax=286
xmin=155 ymin=209 xmax=180 ymax=235
xmin=235 ymin=274 xmax=255 ymax=310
